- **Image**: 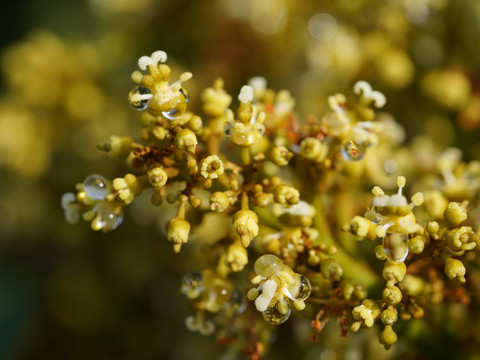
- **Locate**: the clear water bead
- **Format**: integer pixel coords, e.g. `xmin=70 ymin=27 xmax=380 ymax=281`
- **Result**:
xmin=129 ymin=86 xmax=151 ymax=110
xmin=83 ymin=174 xmax=109 ymax=200
xmin=228 ymin=290 xmax=246 ymax=314
xmin=93 ymin=202 xmax=123 ymax=231
xmin=262 ymin=305 xmax=291 ymax=325
xmin=383 ymin=232 xmax=409 ymax=262
xmin=162 ymin=87 xmax=189 ymax=119
xmin=181 ymin=272 xmax=204 ymax=298
xmin=289 ymin=274 xmax=311 ymax=301
xmin=340 ymin=140 xmax=367 ymax=161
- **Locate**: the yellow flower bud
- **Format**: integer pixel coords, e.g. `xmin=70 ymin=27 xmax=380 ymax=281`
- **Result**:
xmin=380 ymin=308 xmax=398 ymax=326
xmin=225 ymin=244 xmax=249 ymax=272
xmin=209 ymin=192 xmax=230 ymax=212
xmin=408 ymin=236 xmax=425 ymax=255
xmin=274 ymin=185 xmax=300 ymax=208
xmin=174 ymin=128 xmax=197 ymax=154
xmin=168 ymin=217 xmax=191 ymax=253
xmin=270 ymin=146 xmax=293 ymax=166
xmin=233 ymin=210 xmax=259 ymax=247
xmin=382 ymin=285 xmax=402 ymax=305
xmin=444 ymin=258 xmax=466 ymax=282
xmin=444 ymin=201 xmax=468 ymax=226
xmin=383 ymin=261 xmax=407 ymax=285
xmin=300 ymin=137 xmax=325 ymax=160
xmin=152 ymin=126 xmax=167 ymax=140
xmin=148 ymin=167 xmax=168 ymax=189
xmin=379 ymin=325 xmax=398 ymax=350
xmin=320 ymin=258 xmax=343 ymax=282
xmin=99 ymin=135 xmax=132 ymax=159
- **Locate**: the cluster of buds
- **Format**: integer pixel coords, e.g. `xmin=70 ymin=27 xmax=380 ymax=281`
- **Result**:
xmin=61 ymin=49 xmax=480 ymax=357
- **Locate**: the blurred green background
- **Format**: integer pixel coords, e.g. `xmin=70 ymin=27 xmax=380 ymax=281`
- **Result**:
xmin=1 ymin=0 xmax=480 ymax=359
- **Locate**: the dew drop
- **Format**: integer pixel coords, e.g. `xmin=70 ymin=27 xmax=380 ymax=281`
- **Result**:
xmin=224 ymin=123 xmax=233 ymax=137
xmin=94 ymin=202 xmax=123 ymax=231
xmin=228 ymin=290 xmax=247 ymax=314
xmin=254 ymin=254 xmax=283 ymax=277
xmin=262 ymin=304 xmax=291 ymax=325
xmin=295 ymin=275 xmax=312 ymax=301
xmin=383 ymin=232 xmax=409 ymax=263
xmin=83 ymin=174 xmax=109 ymax=200
xmin=162 ymin=87 xmax=189 ymax=119
xmin=340 ymin=140 xmax=367 ymax=161
xmin=129 ymin=86 xmax=151 ymax=110
xmin=181 ymin=272 xmax=204 ymax=298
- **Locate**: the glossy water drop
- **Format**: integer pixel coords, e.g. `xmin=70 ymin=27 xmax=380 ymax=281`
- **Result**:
xmin=262 ymin=305 xmax=291 ymax=325
xmin=383 ymin=232 xmax=409 ymax=262
xmin=366 ymin=202 xmax=382 ymax=224
xmin=162 ymin=87 xmax=189 ymax=119
xmin=340 ymin=140 xmax=367 ymax=161
xmin=224 ymin=123 xmax=233 ymax=137
xmin=93 ymin=202 xmax=123 ymax=231
xmin=254 ymin=254 xmax=283 ymax=277
xmin=181 ymin=272 xmax=204 ymax=299
xmin=129 ymin=86 xmax=151 ymax=110
xmin=287 ymin=274 xmax=311 ymax=300
xmin=228 ymin=290 xmax=247 ymax=314
xmin=297 ymin=275 xmax=312 ymax=300
xmin=84 ymin=174 xmax=109 ymax=200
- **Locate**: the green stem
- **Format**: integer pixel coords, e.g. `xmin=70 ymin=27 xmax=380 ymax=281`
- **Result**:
xmin=312 ymin=194 xmax=378 ymax=288
xmin=240 ymin=146 xmax=251 ymax=166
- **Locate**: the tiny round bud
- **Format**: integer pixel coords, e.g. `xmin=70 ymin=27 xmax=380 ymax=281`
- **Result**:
xmin=153 ymin=126 xmax=166 ymax=140
xmin=408 ymin=236 xmax=425 ymax=255
xmin=174 ymin=128 xmax=198 ymax=154
xmin=444 ymin=201 xmax=468 ymax=226
xmin=383 ymin=261 xmax=407 ymax=284
xmin=382 ymin=285 xmax=402 ymax=305
xmin=320 ymin=258 xmax=343 ymax=282
xmin=380 ymin=308 xmax=398 ymax=325
xmin=148 ymin=167 xmax=168 ymax=189
xmin=426 ymin=221 xmax=439 ymax=235
xmin=274 ymin=185 xmax=300 ymax=208
xmin=444 ymin=258 xmax=466 ymax=282
xmin=210 ymin=192 xmax=230 ymax=212
xmin=270 ymin=146 xmax=293 ymax=166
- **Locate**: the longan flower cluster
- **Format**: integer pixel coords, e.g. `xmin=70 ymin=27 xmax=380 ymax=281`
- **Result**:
xmin=344 ymin=174 xmax=479 ymax=349
xmin=61 ymin=50 xmax=480 ymax=358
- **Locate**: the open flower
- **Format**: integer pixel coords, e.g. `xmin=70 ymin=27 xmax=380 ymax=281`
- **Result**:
xmin=247 ymin=255 xmax=311 ymax=325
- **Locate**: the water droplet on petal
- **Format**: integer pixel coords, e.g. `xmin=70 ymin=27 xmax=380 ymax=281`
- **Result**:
xmin=340 ymin=140 xmax=366 ymax=161
xmin=129 ymin=86 xmax=151 ymax=110
xmin=383 ymin=232 xmax=409 ymax=262
xmin=224 ymin=123 xmax=233 ymax=137
xmin=84 ymin=174 xmax=109 ymax=200
xmin=289 ymin=275 xmax=311 ymax=301
xmin=162 ymin=87 xmax=189 ymax=119
xmin=181 ymin=272 xmax=204 ymax=299
xmin=93 ymin=202 xmax=123 ymax=231
xmin=254 ymin=254 xmax=283 ymax=277
xmin=228 ymin=290 xmax=247 ymax=314
xmin=263 ymin=305 xmax=291 ymax=325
